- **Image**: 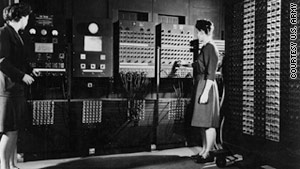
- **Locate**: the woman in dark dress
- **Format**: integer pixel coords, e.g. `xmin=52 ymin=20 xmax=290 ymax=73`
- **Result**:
xmin=180 ymin=19 xmax=220 ymax=163
xmin=0 ymin=3 xmax=38 ymax=169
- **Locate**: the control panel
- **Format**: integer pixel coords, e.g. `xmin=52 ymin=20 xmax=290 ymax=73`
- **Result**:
xmin=72 ymin=17 xmax=113 ymax=77
xmin=156 ymin=23 xmax=194 ymax=78
xmin=114 ymin=20 xmax=156 ymax=77
xmin=24 ymin=14 xmax=66 ymax=76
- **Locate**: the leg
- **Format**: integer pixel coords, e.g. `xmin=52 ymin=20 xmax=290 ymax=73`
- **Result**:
xmin=0 ymin=131 xmax=18 ymax=169
xmin=191 ymin=128 xmax=206 ymax=158
xmin=202 ymin=127 xmax=216 ymax=158
xmin=9 ymin=131 xmax=18 ymax=169
xmin=199 ymin=128 xmax=207 ymax=156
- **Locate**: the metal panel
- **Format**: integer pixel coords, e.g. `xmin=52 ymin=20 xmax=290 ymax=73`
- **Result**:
xmin=18 ymin=100 xmax=71 ymax=161
xmin=153 ymin=0 xmax=189 ymax=17
xmin=72 ymin=17 xmax=113 ymax=77
xmin=72 ymin=0 xmax=108 ymax=18
xmin=23 ymin=14 xmax=67 ymax=76
xmin=114 ymin=20 xmax=156 ymax=77
xmin=156 ymin=98 xmax=190 ymax=149
xmin=69 ymin=99 xmax=153 ymax=156
xmin=111 ymin=0 xmax=153 ymax=13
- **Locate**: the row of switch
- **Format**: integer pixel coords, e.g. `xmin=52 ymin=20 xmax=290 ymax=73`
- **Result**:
xmin=159 ymin=24 xmax=194 ymax=78
xmin=265 ymin=0 xmax=281 ymax=142
xmin=80 ymin=63 xmax=106 ymax=70
xmin=82 ymin=100 xmax=102 ymax=124
xmin=32 ymin=101 xmax=55 ymax=125
xmin=242 ymin=0 xmax=256 ymax=136
xmin=128 ymin=100 xmax=146 ymax=121
xmin=118 ymin=21 xmax=156 ymax=78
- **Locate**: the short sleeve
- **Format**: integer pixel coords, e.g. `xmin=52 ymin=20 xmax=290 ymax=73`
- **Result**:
xmin=203 ymin=43 xmax=218 ymax=80
xmin=192 ymin=60 xmax=200 ymax=73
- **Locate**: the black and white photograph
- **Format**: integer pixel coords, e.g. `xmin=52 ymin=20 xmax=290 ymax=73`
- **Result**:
xmin=0 ymin=0 xmax=299 ymax=168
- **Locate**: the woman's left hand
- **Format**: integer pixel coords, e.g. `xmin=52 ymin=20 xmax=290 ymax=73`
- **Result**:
xmin=199 ymin=91 xmax=209 ymax=104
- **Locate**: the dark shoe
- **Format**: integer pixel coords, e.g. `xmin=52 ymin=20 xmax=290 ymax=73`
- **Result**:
xmin=191 ymin=153 xmax=200 ymax=159
xmin=195 ymin=154 xmax=214 ymax=163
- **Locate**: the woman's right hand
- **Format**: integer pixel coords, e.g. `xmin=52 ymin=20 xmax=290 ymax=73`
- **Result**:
xmin=175 ymin=60 xmax=181 ymax=67
xmin=22 ymin=74 xmax=34 ymax=85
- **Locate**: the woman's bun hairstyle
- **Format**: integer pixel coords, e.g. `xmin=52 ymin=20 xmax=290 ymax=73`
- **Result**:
xmin=3 ymin=3 xmax=31 ymax=22
xmin=195 ymin=19 xmax=214 ymax=35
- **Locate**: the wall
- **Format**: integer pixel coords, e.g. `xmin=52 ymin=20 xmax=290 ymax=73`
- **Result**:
xmin=189 ymin=0 xmax=225 ymax=39
xmin=2 ymin=0 xmax=225 ymax=37
xmin=75 ymin=0 xmax=225 ymax=39
xmin=0 ymin=0 xmax=9 ymax=26
xmin=72 ymin=0 xmax=109 ymax=18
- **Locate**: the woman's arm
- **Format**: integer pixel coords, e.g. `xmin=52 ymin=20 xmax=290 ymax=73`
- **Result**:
xmin=0 ymin=30 xmax=25 ymax=81
xmin=199 ymin=79 xmax=214 ymax=103
xmin=199 ymin=44 xmax=218 ymax=104
xmin=181 ymin=63 xmax=192 ymax=67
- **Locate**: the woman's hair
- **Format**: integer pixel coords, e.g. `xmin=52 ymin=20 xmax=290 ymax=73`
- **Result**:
xmin=3 ymin=3 xmax=32 ymax=22
xmin=195 ymin=19 xmax=214 ymax=35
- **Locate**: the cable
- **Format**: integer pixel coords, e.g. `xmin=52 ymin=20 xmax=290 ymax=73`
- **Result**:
xmin=219 ymin=76 xmax=226 ymax=145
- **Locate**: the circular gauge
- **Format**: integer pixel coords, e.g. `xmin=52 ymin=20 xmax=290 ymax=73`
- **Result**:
xmin=88 ymin=23 xmax=99 ymax=34
xmin=29 ymin=28 xmax=36 ymax=35
xmin=52 ymin=30 xmax=58 ymax=36
xmin=41 ymin=29 xmax=47 ymax=36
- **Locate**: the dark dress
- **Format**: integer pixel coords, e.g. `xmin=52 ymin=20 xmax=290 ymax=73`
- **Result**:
xmin=191 ymin=42 xmax=220 ymax=128
xmin=0 ymin=24 xmax=32 ymax=132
